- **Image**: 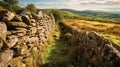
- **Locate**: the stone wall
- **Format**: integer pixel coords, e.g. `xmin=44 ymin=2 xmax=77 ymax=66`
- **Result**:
xmin=59 ymin=23 xmax=120 ymax=67
xmin=0 ymin=10 xmax=55 ymax=67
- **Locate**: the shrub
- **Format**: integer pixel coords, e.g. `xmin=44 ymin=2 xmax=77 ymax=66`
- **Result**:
xmin=25 ymin=3 xmax=37 ymax=13
xmin=41 ymin=9 xmax=64 ymax=23
xmin=51 ymin=9 xmax=63 ymax=23
xmin=0 ymin=6 xmax=4 ymax=10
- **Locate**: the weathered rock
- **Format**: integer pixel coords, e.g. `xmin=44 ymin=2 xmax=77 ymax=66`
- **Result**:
xmin=14 ymin=44 xmax=30 ymax=57
xmin=12 ymin=15 xmax=22 ymax=22
xmin=32 ymin=47 xmax=39 ymax=52
xmin=22 ymin=15 xmax=31 ymax=25
xmin=6 ymin=22 xmax=28 ymax=28
xmin=0 ymin=49 xmax=13 ymax=67
xmin=20 ymin=11 xmax=31 ymax=16
xmin=7 ymin=35 xmax=18 ymax=40
xmin=8 ymin=28 xmax=27 ymax=36
xmin=37 ymin=11 xmax=43 ymax=18
xmin=31 ymin=13 xmax=39 ymax=19
xmin=0 ymin=10 xmax=55 ymax=67
xmin=17 ymin=36 xmax=29 ymax=44
xmin=7 ymin=37 xmax=18 ymax=48
xmin=0 ymin=10 xmax=15 ymax=22
xmin=7 ymin=31 xmax=12 ymax=35
xmin=31 ymin=23 xmax=36 ymax=27
xmin=9 ymin=56 xmax=26 ymax=67
xmin=29 ymin=27 xmax=37 ymax=34
xmin=31 ymin=19 xmax=36 ymax=23
xmin=0 ymin=10 xmax=8 ymax=19
xmin=60 ymin=23 xmax=120 ymax=67
xmin=28 ymin=37 xmax=39 ymax=46
xmin=50 ymin=13 xmax=54 ymax=19
xmin=0 ymin=39 xmax=3 ymax=50
xmin=0 ymin=22 xmax=7 ymax=41
xmin=88 ymin=31 xmax=100 ymax=39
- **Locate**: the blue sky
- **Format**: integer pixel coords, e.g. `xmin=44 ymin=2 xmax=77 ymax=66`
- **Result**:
xmin=19 ymin=0 xmax=120 ymax=11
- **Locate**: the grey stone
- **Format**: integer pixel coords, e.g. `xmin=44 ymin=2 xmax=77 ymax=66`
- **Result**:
xmin=37 ymin=11 xmax=43 ymax=18
xmin=0 ymin=10 xmax=15 ymax=22
xmin=17 ymin=36 xmax=29 ymax=44
xmin=0 ymin=39 xmax=3 ymax=50
xmin=0 ymin=49 xmax=13 ymax=67
xmin=7 ymin=37 xmax=18 ymax=48
xmin=22 ymin=15 xmax=31 ymax=25
xmin=0 ymin=22 xmax=7 ymax=41
xmin=31 ymin=19 xmax=36 ymax=23
xmin=6 ymin=22 xmax=28 ymax=28
xmin=31 ymin=13 xmax=39 ymax=19
xmin=29 ymin=27 xmax=37 ymax=34
xmin=12 ymin=15 xmax=22 ymax=22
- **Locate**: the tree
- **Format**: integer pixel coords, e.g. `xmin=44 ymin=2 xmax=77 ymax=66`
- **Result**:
xmin=25 ymin=3 xmax=37 ymax=13
xmin=2 ymin=0 xmax=19 ymax=11
xmin=51 ymin=9 xmax=63 ymax=23
xmin=0 ymin=5 xmax=4 ymax=10
xmin=4 ymin=0 xmax=18 ymax=5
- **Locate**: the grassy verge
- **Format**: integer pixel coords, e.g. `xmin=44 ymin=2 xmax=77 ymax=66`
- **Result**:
xmin=64 ymin=19 xmax=120 ymax=46
xmin=41 ymin=25 xmax=73 ymax=67
xmin=101 ymin=34 xmax=120 ymax=46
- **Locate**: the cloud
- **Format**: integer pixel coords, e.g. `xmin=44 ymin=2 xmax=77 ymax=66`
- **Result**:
xmin=82 ymin=0 xmax=120 ymax=5
xmin=19 ymin=0 xmax=120 ymax=11
xmin=81 ymin=0 xmax=120 ymax=10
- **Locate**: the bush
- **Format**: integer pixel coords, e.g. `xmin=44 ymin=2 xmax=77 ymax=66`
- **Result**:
xmin=51 ymin=9 xmax=63 ymax=23
xmin=25 ymin=3 xmax=37 ymax=13
xmin=0 ymin=0 xmax=20 ymax=12
xmin=41 ymin=9 xmax=64 ymax=23
xmin=0 ymin=6 xmax=4 ymax=10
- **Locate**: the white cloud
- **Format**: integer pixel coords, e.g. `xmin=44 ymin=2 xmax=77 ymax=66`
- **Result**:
xmin=19 ymin=0 xmax=120 ymax=11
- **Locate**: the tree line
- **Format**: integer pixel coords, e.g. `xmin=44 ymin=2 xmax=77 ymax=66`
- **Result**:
xmin=0 ymin=0 xmax=37 ymax=13
xmin=0 ymin=0 xmax=64 ymax=23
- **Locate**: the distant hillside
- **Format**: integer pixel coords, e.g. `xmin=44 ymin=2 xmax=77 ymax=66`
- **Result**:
xmin=61 ymin=9 xmax=120 ymax=23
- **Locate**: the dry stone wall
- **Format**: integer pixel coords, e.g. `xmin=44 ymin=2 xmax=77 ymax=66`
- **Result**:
xmin=59 ymin=23 xmax=120 ymax=67
xmin=0 ymin=10 xmax=55 ymax=67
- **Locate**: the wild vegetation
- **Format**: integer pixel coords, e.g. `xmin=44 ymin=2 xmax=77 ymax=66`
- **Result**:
xmin=64 ymin=19 xmax=120 ymax=46
xmin=62 ymin=9 xmax=120 ymax=23
xmin=0 ymin=0 xmax=120 ymax=67
xmin=40 ymin=9 xmax=64 ymax=23
xmin=0 ymin=0 xmax=37 ymax=13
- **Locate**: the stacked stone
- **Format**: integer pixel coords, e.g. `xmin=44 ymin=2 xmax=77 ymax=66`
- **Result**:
xmin=59 ymin=23 xmax=120 ymax=67
xmin=0 ymin=10 xmax=55 ymax=67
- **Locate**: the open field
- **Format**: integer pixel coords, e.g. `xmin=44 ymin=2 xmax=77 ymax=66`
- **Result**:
xmin=64 ymin=19 xmax=120 ymax=46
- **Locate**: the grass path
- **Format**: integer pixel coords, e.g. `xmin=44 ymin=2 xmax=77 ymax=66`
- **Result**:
xmin=46 ymin=39 xmax=70 ymax=62
xmin=41 ymin=38 xmax=72 ymax=67
xmin=41 ymin=26 xmax=73 ymax=67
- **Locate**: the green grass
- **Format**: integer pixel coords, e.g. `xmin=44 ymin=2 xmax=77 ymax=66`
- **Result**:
xmin=41 ymin=26 xmax=72 ymax=67
xmin=65 ymin=19 xmax=120 ymax=47
xmin=101 ymin=34 xmax=120 ymax=46
xmin=46 ymin=39 xmax=70 ymax=63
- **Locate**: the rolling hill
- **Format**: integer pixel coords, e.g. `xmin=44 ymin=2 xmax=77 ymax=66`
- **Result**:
xmin=61 ymin=9 xmax=120 ymax=23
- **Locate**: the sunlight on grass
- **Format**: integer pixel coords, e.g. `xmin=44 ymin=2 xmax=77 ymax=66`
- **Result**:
xmin=64 ymin=19 xmax=116 ymax=30
xmin=101 ymin=34 xmax=120 ymax=46
xmin=64 ymin=19 xmax=120 ymax=47
xmin=42 ymin=25 xmax=72 ymax=66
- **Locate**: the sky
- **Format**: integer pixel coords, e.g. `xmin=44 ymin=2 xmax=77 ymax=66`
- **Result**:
xmin=19 ymin=0 xmax=120 ymax=11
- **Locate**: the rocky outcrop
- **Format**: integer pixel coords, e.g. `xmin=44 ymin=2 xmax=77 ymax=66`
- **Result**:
xmin=0 ymin=10 xmax=55 ymax=67
xmin=59 ymin=23 xmax=120 ymax=67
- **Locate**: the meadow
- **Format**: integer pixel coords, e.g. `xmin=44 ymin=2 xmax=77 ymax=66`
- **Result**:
xmin=64 ymin=19 xmax=120 ymax=46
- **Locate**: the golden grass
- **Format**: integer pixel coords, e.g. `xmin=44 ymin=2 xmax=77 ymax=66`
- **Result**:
xmin=64 ymin=19 xmax=120 ymax=46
